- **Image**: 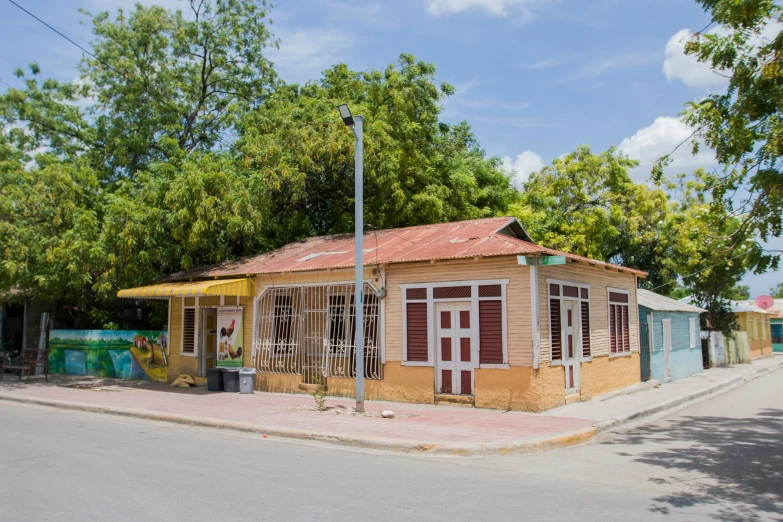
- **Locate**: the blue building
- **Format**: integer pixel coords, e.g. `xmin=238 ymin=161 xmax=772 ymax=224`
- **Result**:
xmin=638 ymin=289 xmax=706 ymax=382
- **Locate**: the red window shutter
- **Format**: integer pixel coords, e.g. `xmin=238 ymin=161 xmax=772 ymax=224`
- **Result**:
xmin=580 ymin=301 xmax=590 ymax=359
xmin=406 ymin=302 xmax=429 ymax=362
xmin=610 ymin=304 xmax=617 ymax=354
xmin=479 ymin=300 xmax=503 ymax=364
xmin=622 ymin=305 xmax=630 ymax=352
xmin=550 ymin=299 xmax=562 ymax=361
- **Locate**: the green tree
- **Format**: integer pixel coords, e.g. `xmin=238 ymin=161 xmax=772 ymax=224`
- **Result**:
xmin=770 ymin=282 xmax=783 ymax=298
xmin=511 ymin=146 xmax=678 ymax=291
xmin=236 ymin=55 xmax=516 ymax=245
xmin=655 ymin=0 xmax=782 ymax=271
xmin=667 ymin=169 xmax=762 ymax=336
xmin=0 ymin=154 xmax=104 ymax=304
xmin=96 ymin=153 xmax=269 ymax=295
xmin=725 ymin=284 xmax=750 ymax=300
xmin=2 ymin=0 xmax=277 ymax=179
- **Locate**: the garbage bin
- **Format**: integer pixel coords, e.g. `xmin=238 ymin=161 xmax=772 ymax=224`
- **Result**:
xmin=206 ymin=367 xmax=223 ymax=392
xmin=239 ymin=368 xmax=257 ymax=394
xmin=222 ymin=368 xmax=240 ymax=392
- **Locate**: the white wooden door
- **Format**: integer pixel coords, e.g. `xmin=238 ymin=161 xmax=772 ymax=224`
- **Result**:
xmin=662 ymin=319 xmax=672 ymax=380
xmin=435 ymin=302 xmax=474 ymax=395
xmin=562 ymin=300 xmax=581 ymax=393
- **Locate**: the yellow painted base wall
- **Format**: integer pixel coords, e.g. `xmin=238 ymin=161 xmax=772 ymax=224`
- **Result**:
xmin=750 ymin=339 xmax=772 ymax=359
xmin=579 ymin=353 xmax=641 ymax=401
xmin=257 ymin=373 xmax=304 ymax=394
xmin=327 ymin=363 xmax=435 ymax=405
xmin=316 ymin=358 xmax=639 ymax=412
xmin=473 ymin=367 xmax=539 ymax=411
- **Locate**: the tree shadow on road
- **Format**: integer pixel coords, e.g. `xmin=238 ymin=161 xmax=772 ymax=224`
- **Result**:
xmin=606 ymin=408 xmax=783 ymax=521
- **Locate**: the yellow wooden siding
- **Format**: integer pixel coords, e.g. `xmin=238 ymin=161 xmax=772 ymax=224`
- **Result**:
xmin=737 ymin=311 xmax=772 ymax=358
xmin=384 ymin=256 xmax=533 ymax=366
xmin=240 ymin=296 xmax=254 ymax=367
xmin=538 ymin=261 xmax=639 ymax=362
xmin=166 ymin=297 xmax=197 ymax=381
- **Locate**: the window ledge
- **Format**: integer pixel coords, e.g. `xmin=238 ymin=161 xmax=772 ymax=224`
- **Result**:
xmin=548 ymin=360 xmax=563 ymax=367
xmin=581 ymin=357 xmax=592 ymax=363
xmin=479 ymin=364 xmax=510 ymax=370
xmin=609 ymin=352 xmax=633 ymax=359
xmin=179 ymin=352 xmax=197 ymax=358
xmin=401 ymin=361 xmax=432 ymax=367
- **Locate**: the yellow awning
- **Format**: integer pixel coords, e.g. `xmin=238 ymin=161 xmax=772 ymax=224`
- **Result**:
xmin=117 ymin=278 xmax=251 ymax=299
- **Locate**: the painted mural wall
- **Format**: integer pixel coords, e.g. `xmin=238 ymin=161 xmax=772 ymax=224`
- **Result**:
xmin=48 ymin=330 xmax=168 ymax=382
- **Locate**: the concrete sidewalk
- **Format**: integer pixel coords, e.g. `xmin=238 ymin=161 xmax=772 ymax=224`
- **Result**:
xmin=0 ymin=355 xmax=780 ymax=456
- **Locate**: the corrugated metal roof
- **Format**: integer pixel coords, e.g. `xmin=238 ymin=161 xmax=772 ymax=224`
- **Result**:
xmin=730 ymin=300 xmax=776 ymax=314
xmin=162 ymin=217 xmax=648 ymax=281
xmin=638 ymin=289 xmax=706 ymax=313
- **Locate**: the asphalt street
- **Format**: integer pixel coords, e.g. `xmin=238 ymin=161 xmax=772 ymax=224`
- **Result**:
xmin=1 ymin=368 xmax=781 ymax=521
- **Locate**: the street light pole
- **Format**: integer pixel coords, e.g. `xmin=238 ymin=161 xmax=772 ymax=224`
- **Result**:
xmin=353 ymin=115 xmax=365 ymax=413
xmin=337 ymin=103 xmax=365 ymax=413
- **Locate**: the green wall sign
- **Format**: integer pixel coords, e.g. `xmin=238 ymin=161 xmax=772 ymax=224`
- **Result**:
xmin=517 ymin=255 xmax=567 ymax=266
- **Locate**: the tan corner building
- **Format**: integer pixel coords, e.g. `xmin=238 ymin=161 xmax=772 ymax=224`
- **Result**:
xmin=731 ymin=302 xmax=773 ymax=359
xmin=118 ymin=217 xmax=647 ymax=412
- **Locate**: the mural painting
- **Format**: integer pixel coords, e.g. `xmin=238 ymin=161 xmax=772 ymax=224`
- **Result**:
xmin=48 ymin=330 xmax=168 ymax=382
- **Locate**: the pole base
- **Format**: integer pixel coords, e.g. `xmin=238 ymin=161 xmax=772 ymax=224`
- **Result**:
xmin=356 ymin=398 xmax=365 ymax=413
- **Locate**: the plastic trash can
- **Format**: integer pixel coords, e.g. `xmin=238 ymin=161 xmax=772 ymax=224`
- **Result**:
xmin=206 ymin=367 xmax=223 ymax=392
xmin=239 ymin=368 xmax=257 ymax=394
xmin=222 ymin=368 xmax=240 ymax=392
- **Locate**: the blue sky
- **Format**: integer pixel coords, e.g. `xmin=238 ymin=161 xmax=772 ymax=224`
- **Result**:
xmin=0 ymin=0 xmax=780 ymax=296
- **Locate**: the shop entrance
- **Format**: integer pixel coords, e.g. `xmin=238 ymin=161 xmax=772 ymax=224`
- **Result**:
xmin=198 ymin=308 xmax=217 ymax=377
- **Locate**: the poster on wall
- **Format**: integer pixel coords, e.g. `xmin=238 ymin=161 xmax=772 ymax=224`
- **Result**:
xmin=217 ymin=306 xmax=244 ymax=368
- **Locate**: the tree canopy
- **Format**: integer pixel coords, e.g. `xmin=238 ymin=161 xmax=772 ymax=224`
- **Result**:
xmin=0 ymin=2 xmax=515 ymax=325
xmin=655 ymin=0 xmax=782 ymax=273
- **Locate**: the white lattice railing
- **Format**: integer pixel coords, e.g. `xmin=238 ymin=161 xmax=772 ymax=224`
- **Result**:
xmin=252 ymin=284 xmax=383 ymax=381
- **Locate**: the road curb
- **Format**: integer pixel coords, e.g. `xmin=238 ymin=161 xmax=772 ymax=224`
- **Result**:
xmin=593 ymin=358 xmax=783 ymax=434
xmin=1 ymin=358 xmax=779 ymax=455
xmin=0 ymin=393 xmax=595 ymax=456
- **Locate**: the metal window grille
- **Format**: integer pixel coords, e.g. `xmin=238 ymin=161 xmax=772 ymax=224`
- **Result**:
xmin=406 ymin=288 xmax=427 ymax=300
xmin=253 ymin=284 xmax=383 ymax=380
xmin=433 ymin=286 xmax=471 ymax=299
xmin=478 ymin=284 xmax=502 ymax=298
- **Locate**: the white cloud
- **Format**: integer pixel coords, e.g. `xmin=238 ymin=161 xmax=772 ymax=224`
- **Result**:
xmin=663 ymin=29 xmax=729 ymax=90
xmin=617 ymin=116 xmax=716 ymax=182
xmin=502 ymin=150 xmax=545 ymax=188
xmin=424 ymin=0 xmax=556 ymax=19
xmin=663 ymin=21 xmax=782 ymax=90
xmin=270 ymin=28 xmax=354 ymax=84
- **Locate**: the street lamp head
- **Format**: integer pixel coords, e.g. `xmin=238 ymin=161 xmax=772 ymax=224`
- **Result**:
xmin=337 ymin=103 xmax=354 ymax=127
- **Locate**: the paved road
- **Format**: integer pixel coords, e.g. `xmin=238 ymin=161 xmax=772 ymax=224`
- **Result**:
xmin=1 ymin=370 xmax=781 ymax=522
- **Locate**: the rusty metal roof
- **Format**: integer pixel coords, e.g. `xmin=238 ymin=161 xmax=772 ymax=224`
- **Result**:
xmin=638 ymin=289 xmax=706 ymax=313
xmin=163 ymin=217 xmax=647 ymax=281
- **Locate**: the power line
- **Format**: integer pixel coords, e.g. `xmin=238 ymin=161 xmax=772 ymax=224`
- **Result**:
xmin=4 ymin=0 xmax=240 ymax=152
xmin=6 ymin=0 xmax=97 ymax=60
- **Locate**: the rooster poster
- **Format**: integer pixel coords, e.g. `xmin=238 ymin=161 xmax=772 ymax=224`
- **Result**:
xmin=216 ymin=306 xmax=244 ymax=368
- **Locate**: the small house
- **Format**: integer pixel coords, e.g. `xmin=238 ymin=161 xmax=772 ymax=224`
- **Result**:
xmin=117 ymin=217 xmax=647 ymax=412
xmin=637 ymin=289 xmax=706 ymax=382
xmin=731 ymin=301 xmax=773 ymax=359
xmin=770 ymin=300 xmax=783 ymax=353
